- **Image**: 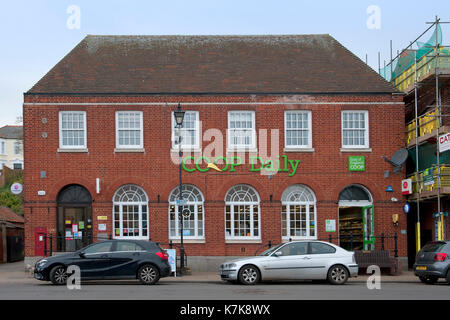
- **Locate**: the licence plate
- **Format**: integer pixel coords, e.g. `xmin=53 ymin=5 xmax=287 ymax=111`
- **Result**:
xmin=416 ymin=266 xmax=427 ymax=271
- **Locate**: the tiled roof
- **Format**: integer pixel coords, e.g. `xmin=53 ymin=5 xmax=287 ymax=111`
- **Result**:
xmin=0 ymin=207 xmax=24 ymax=224
xmin=27 ymin=34 xmax=396 ymax=94
xmin=0 ymin=126 xmax=23 ymax=140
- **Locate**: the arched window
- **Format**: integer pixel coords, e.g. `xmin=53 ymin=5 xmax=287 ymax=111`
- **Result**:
xmin=169 ymin=185 xmax=204 ymax=239
xmin=113 ymin=185 xmax=149 ymax=239
xmin=281 ymin=184 xmax=316 ymax=239
xmin=225 ymin=184 xmax=260 ymax=240
xmin=338 ymin=184 xmax=372 ymax=204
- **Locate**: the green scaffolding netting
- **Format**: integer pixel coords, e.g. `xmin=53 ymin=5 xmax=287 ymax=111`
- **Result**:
xmin=380 ymin=24 xmax=443 ymax=83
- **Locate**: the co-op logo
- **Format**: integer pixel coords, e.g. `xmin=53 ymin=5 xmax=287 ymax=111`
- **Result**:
xmin=181 ymin=155 xmax=301 ymax=177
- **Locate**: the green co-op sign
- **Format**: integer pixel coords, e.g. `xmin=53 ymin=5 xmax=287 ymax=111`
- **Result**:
xmin=182 ymin=155 xmax=301 ymax=177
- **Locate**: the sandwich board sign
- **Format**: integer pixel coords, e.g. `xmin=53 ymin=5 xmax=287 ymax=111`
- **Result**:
xmin=166 ymin=249 xmax=177 ymax=277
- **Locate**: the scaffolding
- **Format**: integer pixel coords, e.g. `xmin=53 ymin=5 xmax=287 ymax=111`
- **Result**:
xmin=381 ymin=16 xmax=450 ymax=250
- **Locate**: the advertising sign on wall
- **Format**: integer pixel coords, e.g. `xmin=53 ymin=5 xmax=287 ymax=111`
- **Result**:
xmin=439 ymin=133 xmax=450 ymax=153
xmin=348 ymin=156 xmax=365 ymax=172
xmin=401 ymin=179 xmax=412 ymax=195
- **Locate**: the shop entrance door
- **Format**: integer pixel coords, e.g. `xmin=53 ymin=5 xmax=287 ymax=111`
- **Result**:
xmin=338 ymin=185 xmax=374 ymax=251
xmin=63 ymin=207 xmax=92 ymax=252
xmin=57 ymin=184 xmax=93 ymax=252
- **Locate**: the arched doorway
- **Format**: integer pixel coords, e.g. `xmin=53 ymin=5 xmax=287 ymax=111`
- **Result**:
xmin=338 ymin=184 xmax=374 ymax=251
xmin=57 ymin=184 xmax=93 ymax=251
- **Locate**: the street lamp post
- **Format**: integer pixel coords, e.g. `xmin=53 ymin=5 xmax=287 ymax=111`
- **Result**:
xmin=174 ymin=103 xmax=186 ymax=275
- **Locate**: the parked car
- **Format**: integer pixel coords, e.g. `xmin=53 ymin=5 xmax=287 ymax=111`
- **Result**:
xmin=34 ymin=240 xmax=171 ymax=285
xmin=219 ymin=240 xmax=358 ymax=285
xmin=413 ymin=240 xmax=450 ymax=285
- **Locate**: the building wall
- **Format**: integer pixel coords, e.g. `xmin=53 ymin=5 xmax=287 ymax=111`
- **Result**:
xmin=0 ymin=138 xmax=23 ymax=170
xmin=23 ymin=94 xmax=407 ymax=258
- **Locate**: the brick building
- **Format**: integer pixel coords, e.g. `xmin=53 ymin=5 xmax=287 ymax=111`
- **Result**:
xmin=23 ymin=35 xmax=407 ymax=270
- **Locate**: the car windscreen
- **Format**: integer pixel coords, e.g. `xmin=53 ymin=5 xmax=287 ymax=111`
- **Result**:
xmin=259 ymin=244 xmax=284 ymax=256
xmin=421 ymin=242 xmax=446 ymax=252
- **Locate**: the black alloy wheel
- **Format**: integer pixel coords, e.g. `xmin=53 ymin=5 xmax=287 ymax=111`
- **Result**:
xmin=138 ymin=264 xmax=160 ymax=285
xmin=49 ymin=265 xmax=68 ymax=285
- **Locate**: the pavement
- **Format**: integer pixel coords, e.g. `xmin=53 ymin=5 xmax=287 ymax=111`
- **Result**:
xmin=0 ymin=261 xmax=421 ymax=284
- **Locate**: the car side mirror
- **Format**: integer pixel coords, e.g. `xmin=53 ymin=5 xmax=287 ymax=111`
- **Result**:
xmin=79 ymin=252 xmax=86 ymax=258
xmin=273 ymin=251 xmax=282 ymax=257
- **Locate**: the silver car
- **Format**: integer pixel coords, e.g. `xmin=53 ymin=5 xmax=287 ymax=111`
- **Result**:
xmin=219 ymin=240 xmax=358 ymax=285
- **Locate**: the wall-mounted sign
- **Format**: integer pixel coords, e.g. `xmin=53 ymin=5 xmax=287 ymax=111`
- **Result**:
xmin=348 ymin=156 xmax=365 ymax=172
xmin=403 ymin=203 xmax=411 ymax=214
xmin=439 ymin=133 xmax=450 ymax=153
xmin=10 ymin=183 xmax=23 ymax=195
xmin=38 ymin=190 xmax=46 ymax=196
xmin=401 ymin=179 xmax=412 ymax=195
xmin=181 ymin=155 xmax=301 ymax=177
xmin=97 ymin=216 xmax=108 ymax=221
xmin=98 ymin=224 xmax=107 ymax=231
xmin=325 ymin=219 xmax=336 ymax=232
xmin=385 ymin=185 xmax=393 ymax=192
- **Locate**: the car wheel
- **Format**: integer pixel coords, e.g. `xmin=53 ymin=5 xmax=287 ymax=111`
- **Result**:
xmin=49 ymin=265 xmax=68 ymax=285
xmin=419 ymin=276 xmax=438 ymax=284
xmin=238 ymin=265 xmax=260 ymax=285
xmin=138 ymin=264 xmax=160 ymax=285
xmin=327 ymin=265 xmax=349 ymax=285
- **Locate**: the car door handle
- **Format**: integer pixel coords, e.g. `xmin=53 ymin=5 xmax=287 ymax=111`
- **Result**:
xmin=100 ymin=255 xmax=109 ymax=258
xmin=302 ymin=256 xmax=311 ymax=260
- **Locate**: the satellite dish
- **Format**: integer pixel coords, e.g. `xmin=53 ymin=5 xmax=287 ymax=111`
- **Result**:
xmin=382 ymin=148 xmax=408 ymax=173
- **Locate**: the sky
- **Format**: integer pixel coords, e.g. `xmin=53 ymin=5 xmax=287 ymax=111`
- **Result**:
xmin=0 ymin=0 xmax=449 ymax=127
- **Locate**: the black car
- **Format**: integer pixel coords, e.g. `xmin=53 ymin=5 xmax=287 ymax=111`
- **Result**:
xmin=414 ymin=240 xmax=450 ymax=285
xmin=34 ymin=240 xmax=171 ymax=285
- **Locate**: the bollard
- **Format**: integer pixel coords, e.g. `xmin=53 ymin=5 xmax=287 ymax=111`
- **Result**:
xmin=329 ymin=234 xmax=332 ymax=243
xmin=49 ymin=234 xmax=53 ymax=256
xmin=44 ymin=233 xmax=47 ymax=257
xmin=394 ymin=232 xmax=398 ymax=258
xmin=169 ymin=240 xmax=173 ymax=249
xmin=381 ymin=233 xmax=385 ymax=250
xmin=268 ymin=240 xmax=272 ymax=248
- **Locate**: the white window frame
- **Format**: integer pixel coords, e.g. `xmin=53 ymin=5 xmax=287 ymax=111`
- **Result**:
xmin=112 ymin=185 xmax=149 ymax=240
xmin=12 ymin=161 xmax=24 ymax=170
xmin=168 ymin=185 xmax=205 ymax=240
xmin=115 ymin=111 xmax=144 ymax=149
xmin=281 ymin=185 xmax=317 ymax=240
xmin=171 ymin=111 xmax=200 ymax=150
xmin=284 ymin=110 xmax=312 ymax=149
xmin=227 ymin=111 xmax=257 ymax=151
xmin=14 ymin=141 xmax=22 ymax=155
xmin=341 ymin=110 xmax=369 ymax=149
xmin=0 ymin=139 xmax=5 ymax=155
xmin=225 ymin=185 xmax=261 ymax=240
xmin=59 ymin=111 xmax=87 ymax=149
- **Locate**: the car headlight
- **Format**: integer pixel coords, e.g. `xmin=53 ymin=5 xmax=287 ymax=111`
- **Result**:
xmin=36 ymin=259 xmax=48 ymax=268
xmin=224 ymin=263 xmax=237 ymax=269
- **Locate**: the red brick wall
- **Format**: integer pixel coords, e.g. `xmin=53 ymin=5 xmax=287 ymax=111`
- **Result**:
xmin=23 ymin=94 xmax=407 ymax=257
